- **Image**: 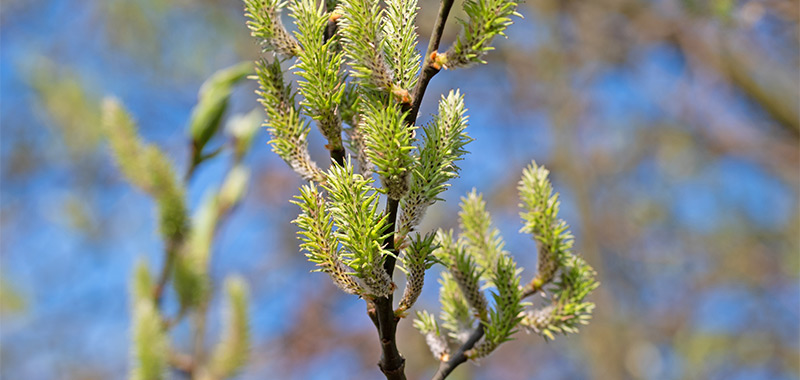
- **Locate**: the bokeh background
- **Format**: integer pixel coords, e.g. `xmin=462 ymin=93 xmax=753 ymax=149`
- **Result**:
xmin=1 ymin=0 xmax=798 ymax=379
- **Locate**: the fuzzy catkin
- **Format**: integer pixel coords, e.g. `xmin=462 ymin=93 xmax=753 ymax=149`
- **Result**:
xmin=521 ymin=306 xmax=555 ymax=334
xmin=345 ymin=120 xmax=374 ymax=178
xmin=397 ymin=259 xmax=424 ymax=312
xmin=424 ymin=331 xmax=450 ymax=361
xmin=450 ymin=266 xmax=488 ymax=320
xmin=361 ymin=262 xmax=393 ymax=298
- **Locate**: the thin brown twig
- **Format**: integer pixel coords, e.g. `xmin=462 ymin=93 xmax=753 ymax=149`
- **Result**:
xmin=431 ymin=324 xmax=484 ymax=380
xmin=521 ymin=282 xmax=543 ymax=299
xmin=381 ymin=198 xmax=401 ymax=276
xmin=188 ymin=166 xmax=246 ymax=370
xmin=407 ymin=0 xmax=456 ymax=125
xmin=153 ymin=239 xmax=179 ymax=306
xmin=373 ymin=196 xmax=405 ymax=379
xmin=185 ymin=142 xmax=201 ymax=182
xmin=169 ymin=349 xmax=195 ymax=374
xmin=192 ymin=301 xmax=209 ymax=375
xmin=160 ymin=137 xmax=248 ymax=373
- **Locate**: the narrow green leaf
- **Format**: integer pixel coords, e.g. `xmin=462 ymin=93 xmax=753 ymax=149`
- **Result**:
xmin=187 ymin=62 xmax=253 ymax=152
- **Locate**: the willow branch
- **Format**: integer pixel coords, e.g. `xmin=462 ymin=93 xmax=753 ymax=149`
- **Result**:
xmin=432 ymin=280 xmax=545 ymax=379
xmin=153 ymin=237 xmax=179 ymax=306
xmin=382 ymin=198 xmax=401 ymax=275
xmin=374 ymin=198 xmax=404 ymax=379
xmin=168 ymin=349 xmax=195 ymax=375
xmin=521 ymin=282 xmax=543 ymax=299
xmin=374 ymin=295 xmax=406 ymax=380
xmin=431 ymin=324 xmax=485 ymax=380
xmin=369 ymin=2 xmax=458 ymax=377
xmin=408 ymin=0 xmax=456 ymax=125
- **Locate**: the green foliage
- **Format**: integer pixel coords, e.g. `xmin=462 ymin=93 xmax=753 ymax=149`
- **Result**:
xmin=209 ymin=276 xmax=252 ymax=378
xmin=175 ymin=165 xmax=251 ymax=310
xmin=458 ymin=190 xmax=507 ymax=278
xmin=323 ymin=161 xmax=393 ymax=297
xmin=413 ymin=163 xmax=596 ymax=362
xmin=107 ymin=63 xmax=256 ymax=378
xmin=218 ymin=165 xmax=251 ymax=212
xmin=438 ymin=0 xmax=521 ymax=69
xmin=145 ymin=146 xmax=189 ymax=243
xmin=228 ymin=109 xmax=263 ymax=161
xmin=398 ymin=90 xmax=471 ymax=237
xmin=413 ymin=310 xmax=451 ymax=361
xmin=190 ymin=194 xmax=219 ymax=271
xmin=344 ymin=115 xmax=374 ymax=177
xmin=516 ymin=163 xmax=598 ymax=340
xmin=336 ymin=0 xmax=394 ymax=93
xmin=382 ymin=0 xmax=420 ymax=90
xmin=28 ymin=59 xmax=103 ymax=157
xmin=360 ymin=94 xmax=415 ymax=199
xmin=290 ymin=0 xmax=347 ymax=151
xmin=292 ymin=181 xmax=364 ymax=295
xmin=132 ymin=260 xmax=154 ymax=304
xmin=518 ymin=161 xmax=573 ymax=289
xmin=101 ymin=98 xmax=151 ymax=190
xmin=244 ymin=0 xmax=301 ymax=57
xmin=438 ymin=271 xmax=475 ymax=343
xmin=242 ymin=0 xmax=597 ymax=375
xmin=171 ymin=196 xmax=212 ymax=310
xmin=339 ymin=83 xmax=361 ymax=127
xmin=397 ymin=232 xmax=437 ymax=314
xmin=468 ymin=255 xmax=523 ymax=359
xmin=435 ymin=229 xmax=489 ymax=321
xmin=254 ymin=59 xmax=324 ymax=182
xmin=173 ymin=248 xmax=209 ymax=310
xmin=187 ymin=62 xmax=253 ymax=155
xmin=522 ymin=256 xmax=598 ymax=340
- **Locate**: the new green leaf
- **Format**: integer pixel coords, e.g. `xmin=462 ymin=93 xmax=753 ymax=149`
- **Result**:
xmin=290 ymin=0 xmax=347 ymax=152
xmin=360 ymin=94 xmax=415 ymax=199
xmin=518 ymin=161 xmax=573 ymax=289
xmin=323 ymin=161 xmax=392 ymax=297
xmin=244 ymin=0 xmax=301 ymax=57
xmin=187 ymin=62 xmax=253 ymax=154
xmin=398 ymin=90 xmax=471 ymax=238
xmin=254 ymin=59 xmax=324 ymax=182
xmin=292 ymin=181 xmax=364 ymax=295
